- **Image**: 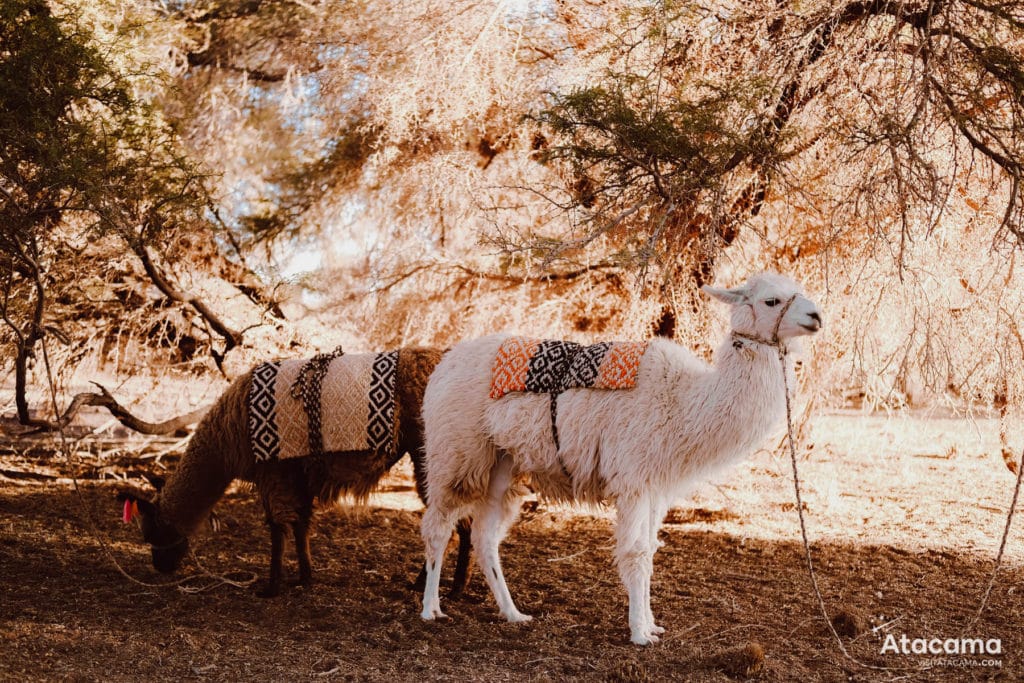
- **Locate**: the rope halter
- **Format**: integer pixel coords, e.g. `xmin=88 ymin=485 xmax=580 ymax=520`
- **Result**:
xmin=730 ymin=293 xmax=798 ymax=356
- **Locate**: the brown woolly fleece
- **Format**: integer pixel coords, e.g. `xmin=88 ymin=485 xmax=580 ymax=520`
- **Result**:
xmin=137 ymin=346 xmax=469 ymax=596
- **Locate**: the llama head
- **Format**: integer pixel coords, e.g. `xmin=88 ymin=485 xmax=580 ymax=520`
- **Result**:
xmin=702 ymin=272 xmax=821 ymax=343
xmin=117 ymin=479 xmax=189 ymax=574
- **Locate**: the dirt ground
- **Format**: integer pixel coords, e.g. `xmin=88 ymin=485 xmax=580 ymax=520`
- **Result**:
xmin=1 ymin=412 xmax=1022 ymax=682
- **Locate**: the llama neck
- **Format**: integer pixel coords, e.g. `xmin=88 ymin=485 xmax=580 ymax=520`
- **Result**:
xmin=682 ymin=335 xmax=791 ymax=468
xmin=159 ymin=437 xmax=236 ymax=537
xmin=714 ymin=334 xmax=791 ymax=419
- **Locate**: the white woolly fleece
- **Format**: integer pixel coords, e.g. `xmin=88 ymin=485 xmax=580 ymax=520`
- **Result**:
xmin=418 ymin=272 xmax=821 ymax=645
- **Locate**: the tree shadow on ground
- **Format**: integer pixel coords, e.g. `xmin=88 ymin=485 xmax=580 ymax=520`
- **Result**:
xmin=1 ymin=482 xmax=1020 ymax=682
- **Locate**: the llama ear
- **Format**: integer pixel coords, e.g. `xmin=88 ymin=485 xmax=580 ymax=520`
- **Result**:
xmin=208 ymin=510 xmax=222 ymax=533
xmin=701 ymin=284 xmax=747 ymax=305
xmin=144 ymin=474 xmax=166 ymax=491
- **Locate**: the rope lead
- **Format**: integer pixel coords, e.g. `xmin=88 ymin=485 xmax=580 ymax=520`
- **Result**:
xmin=778 ymin=341 xmax=1021 ymax=671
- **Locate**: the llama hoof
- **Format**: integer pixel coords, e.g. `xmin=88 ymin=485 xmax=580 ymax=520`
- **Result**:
xmin=420 ymin=607 xmax=449 ymax=621
xmin=503 ymin=610 xmax=533 ymax=623
xmin=631 ymin=631 xmax=660 ymax=646
xmin=650 ymin=624 xmax=665 ymax=635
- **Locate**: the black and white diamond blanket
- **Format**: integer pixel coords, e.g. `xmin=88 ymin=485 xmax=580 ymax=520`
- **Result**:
xmin=489 ymin=337 xmax=649 ymax=399
xmin=248 ymin=351 xmax=398 ymax=462
xmin=489 ymin=337 xmax=649 ymax=450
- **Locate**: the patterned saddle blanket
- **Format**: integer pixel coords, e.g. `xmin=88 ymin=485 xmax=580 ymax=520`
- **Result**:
xmin=490 ymin=337 xmax=649 ymax=399
xmin=247 ymin=351 xmax=398 ymax=462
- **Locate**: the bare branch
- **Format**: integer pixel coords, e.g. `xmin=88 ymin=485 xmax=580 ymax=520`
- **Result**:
xmin=62 ymin=383 xmax=210 ymax=435
xmin=185 ymin=50 xmax=319 ymax=82
xmin=134 ymin=243 xmax=242 ymax=362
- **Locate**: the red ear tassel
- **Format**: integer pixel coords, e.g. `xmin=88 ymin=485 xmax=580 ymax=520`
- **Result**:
xmin=122 ymin=498 xmax=136 ymax=523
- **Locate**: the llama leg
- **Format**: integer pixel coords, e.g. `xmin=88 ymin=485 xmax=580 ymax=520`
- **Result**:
xmin=615 ymin=496 xmax=657 ymax=644
xmin=412 ymin=564 xmax=427 ymax=592
xmin=472 ymin=456 xmax=530 ymax=623
xmin=449 ymin=517 xmax=473 ymax=598
xmin=258 ymin=521 xmax=286 ymax=598
xmin=413 ymin=518 xmax=472 ymax=596
xmin=420 ymin=504 xmax=456 ymax=620
xmin=292 ymin=515 xmax=313 ymax=588
xmin=644 ymin=501 xmax=668 ymax=635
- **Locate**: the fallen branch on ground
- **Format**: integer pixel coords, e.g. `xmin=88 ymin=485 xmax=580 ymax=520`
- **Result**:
xmin=13 ymin=383 xmax=211 ymax=436
xmin=64 ymin=383 xmax=210 ymax=435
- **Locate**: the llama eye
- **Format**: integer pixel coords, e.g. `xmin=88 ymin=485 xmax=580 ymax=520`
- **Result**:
xmin=764 ymin=298 xmax=779 ymax=307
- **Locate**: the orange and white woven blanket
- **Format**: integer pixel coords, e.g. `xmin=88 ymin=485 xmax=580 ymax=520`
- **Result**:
xmin=490 ymin=337 xmax=648 ymax=399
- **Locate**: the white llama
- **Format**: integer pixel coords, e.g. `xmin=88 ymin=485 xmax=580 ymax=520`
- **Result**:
xmin=418 ymin=272 xmax=822 ymax=645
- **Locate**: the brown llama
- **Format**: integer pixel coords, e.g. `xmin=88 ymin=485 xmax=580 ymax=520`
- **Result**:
xmin=120 ymin=347 xmax=471 ymax=598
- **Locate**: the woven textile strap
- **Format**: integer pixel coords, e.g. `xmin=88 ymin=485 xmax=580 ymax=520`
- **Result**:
xmin=290 ymin=346 xmax=346 ymax=458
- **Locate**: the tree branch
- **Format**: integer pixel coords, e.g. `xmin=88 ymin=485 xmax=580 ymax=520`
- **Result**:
xmin=340 ymin=260 xmax=622 ymax=304
xmin=927 ymin=74 xmax=1021 ymax=173
xmin=186 ymin=50 xmax=306 ymax=82
xmin=61 ymin=383 xmax=210 ymax=435
xmin=133 ymin=243 xmax=242 ymax=367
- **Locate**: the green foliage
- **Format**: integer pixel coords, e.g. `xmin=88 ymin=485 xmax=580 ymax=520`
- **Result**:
xmin=0 ymin=0 xmax=222 ymax=423
xmin=538 ymin=78 xmax=777 ymax=199
xmin=532 ymin=63 xmax=782 ymax=276
xmin=0 ymin=0 xmax=209 ymax=248
xmin=0 ymin=0 xmax=130 ymax=238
